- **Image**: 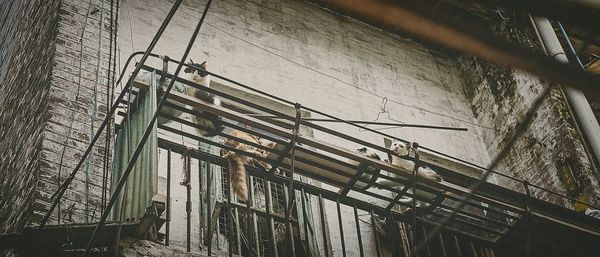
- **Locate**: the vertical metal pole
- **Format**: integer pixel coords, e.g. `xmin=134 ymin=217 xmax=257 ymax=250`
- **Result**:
xmin=252 ymin=209 xmax=260 ymax=257
xmin=370 ymin=210 xmax=382 ymax=257
xmin=523 ymin=181 xmax=532 ymax=257
xmin=186 ymin=154 xmax=192 ymax=252
xmin=453 ymin=235 xmax=462 ymax=257
xmin=246 ymin=173 xmax=253 ymax=255
xmin=387 ymin=213 xmax=400 ymax=257
xmin=478 ymin=246 xmax=486 ymax=257
xmin=165 ymin=149 xmax=171 ymax=246
xmin=422 ymin=226 xmax=431 ymax=257
xmin=199 ymin=161 xmax=204 ymax=250
xmin=207 ymin=159 xmax=213 ymax=256
xmin=469 ymin=241 xmax=478 ymax=257
xmin=411 ymin=143 xmax=420 ymax=257
xmin=438 ymin=233 xmax=447 ymax=257
xmin=336 ymin=199 xmax=347 ymax=257
xmin=301 ymin=189 xmax=309 ymax=242
xmin=227 ymin=167 xmax=234 ymax=257
xmin=285 ymin=104 xmax=302 ymax=257
xmin=319 ymin=194 xmax=330 ymax=257
xmin=353 ymin=205 xmax=365 ymax=257
xmin=284 ymin=185 xmax=296 ymax=257
xmin=234 ymin=207 xmax=242 ymax=255
xmin=250 ymin=176 xmax=261 ymax=256
xmin=266 ymin=181 xmax=279 ymax=257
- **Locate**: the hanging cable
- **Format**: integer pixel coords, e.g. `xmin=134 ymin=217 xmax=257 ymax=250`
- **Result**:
xmin=81 ymin=1 xmax=213 ymax=255
xmin=39 ymin=0 xmax=187 ymax=230
xmin=101 ymin=0 xmax=119 ymax=216
xmin=162 ymin=0 xmax=510 ymax=133
xmin=123 ymin=0 xmax=138 ymax=62
xmin=83 ymin=0 xmax=105 ymax=223
xmin=54 ymin=0 xmax=94 ymax=225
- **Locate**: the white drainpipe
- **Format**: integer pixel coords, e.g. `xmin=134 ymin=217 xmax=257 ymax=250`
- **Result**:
xmin=532 ymin=16 xmax=600 ymax=167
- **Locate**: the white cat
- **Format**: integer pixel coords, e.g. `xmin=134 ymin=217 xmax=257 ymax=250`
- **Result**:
xmin=183 ymin=59 xmax=224 ymax=137
xmin=388 ymin=140 xmax=443 ymax=182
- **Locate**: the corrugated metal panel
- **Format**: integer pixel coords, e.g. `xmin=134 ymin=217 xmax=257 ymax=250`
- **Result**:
xmin=111 ymin=71 xmax=160 ymax=221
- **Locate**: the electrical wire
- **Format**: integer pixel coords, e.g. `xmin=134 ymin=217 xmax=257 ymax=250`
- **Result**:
xmin=165 ymin=1 xmax=507 ymax=133
xmin=81 ymin=0 xmax=213 ymax=255
xmin=123 ymin=0 xmax=137 ymax=62
xmin=55 ymin=0 xmax=94 ymax=225
xmin=83 ymin=0 xmax=105 ymax=224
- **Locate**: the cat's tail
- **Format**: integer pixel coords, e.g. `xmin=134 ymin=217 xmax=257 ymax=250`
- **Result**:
xmin=226 ymin=154 xmax=248 ymax=201
xmin=418 ymin=167 xmax=443 ymax=182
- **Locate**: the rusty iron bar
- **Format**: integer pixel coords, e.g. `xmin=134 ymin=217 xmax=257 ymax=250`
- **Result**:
xmin=284 ymin=104 xmax=302 ymax=257
xmin=165 ymin=148 xmax=172 ymax=246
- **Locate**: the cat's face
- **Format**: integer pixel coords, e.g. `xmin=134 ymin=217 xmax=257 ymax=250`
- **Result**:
xmin=389 ymin=140 xmax=410 ymax=156
xmin=184 ymin=59 xmax=209 ymax=80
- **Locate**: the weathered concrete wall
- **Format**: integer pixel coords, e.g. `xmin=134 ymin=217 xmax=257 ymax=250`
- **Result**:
xmin=119 ymin=0 xmax=492 ymax=256
xmin=456 ymin=17 xmax=600 ymax=208
xmin=0 ymin=0 xmax=60 ymax=234
xmin=32 ymin=0 xmax=116 ymax=226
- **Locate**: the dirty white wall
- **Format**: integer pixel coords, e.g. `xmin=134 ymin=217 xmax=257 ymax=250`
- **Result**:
xmin=118 ymin=0 xmax=493 ymax=256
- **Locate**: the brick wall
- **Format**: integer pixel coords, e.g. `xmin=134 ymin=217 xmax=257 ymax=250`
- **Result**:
xmin=456 ymin=17 xmax=600 ymax=208
xmin=0 ymin=0 xmax=116 ymax=234
xmin=0 ymin=0 xmax=60 ymax=234
xmin=32 ymin=0 xmax=116 ymax=225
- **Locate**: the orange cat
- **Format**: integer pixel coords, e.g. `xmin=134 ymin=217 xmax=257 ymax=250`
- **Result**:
xmin=221 ymin=130 xmax=276 ymax=201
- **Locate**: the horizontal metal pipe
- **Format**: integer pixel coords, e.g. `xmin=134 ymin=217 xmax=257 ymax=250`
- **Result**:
xmin=248 ymin=116 xmax=468 ymax=131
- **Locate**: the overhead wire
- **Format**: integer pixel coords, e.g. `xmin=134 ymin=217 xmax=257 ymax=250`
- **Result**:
xmin=162 ymin=1 xmax=506 ymax=133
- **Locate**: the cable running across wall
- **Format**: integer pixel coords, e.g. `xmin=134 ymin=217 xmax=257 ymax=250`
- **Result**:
xmin=83 ymin=0 xmax=105 ymax=223
xmin=55 ymin=0 xmax=95 ymax=225
xmin=162 ymin=0 xmax=507 ymax=133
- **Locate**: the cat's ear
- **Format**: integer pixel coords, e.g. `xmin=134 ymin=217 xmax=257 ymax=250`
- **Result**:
xmin=200 ymin=61 xmax=207 ymax=69
xmin=357 ymin=147 xmax=367 ymax=152
xmin=188 ymin=58 xmax=195 ymax=64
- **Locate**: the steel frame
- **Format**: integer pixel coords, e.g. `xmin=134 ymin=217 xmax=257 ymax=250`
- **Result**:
xmin=99 ymin=58 xmax=599 ymax=257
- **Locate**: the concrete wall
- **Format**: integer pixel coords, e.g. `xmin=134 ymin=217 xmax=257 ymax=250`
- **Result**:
xmin=0 ymin=0 xmax=60 ymax=234
xmin=456 ymin=17 xmax=600 ymax=208
xmin=118 ymin=0 xmax=492 ymax=256
xmin=119 ymin=0 xmax=491 ymax=169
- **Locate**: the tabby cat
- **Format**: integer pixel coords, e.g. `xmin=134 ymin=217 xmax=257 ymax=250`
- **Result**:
xmin=220 ymin=130 xmax=276 ymax=201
